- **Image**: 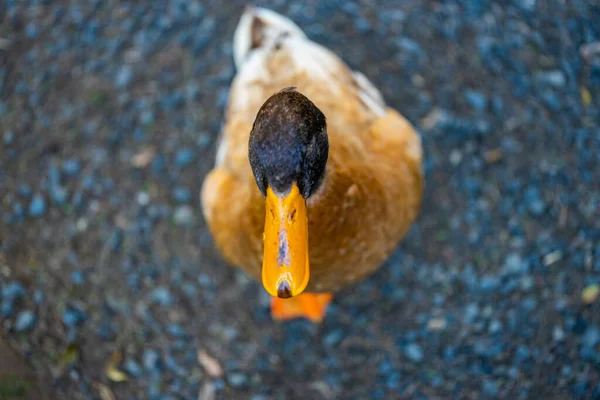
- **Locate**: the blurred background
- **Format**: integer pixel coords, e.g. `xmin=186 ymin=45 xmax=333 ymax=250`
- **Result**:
xmin=0 ymin=0 xmax=599 ymax=399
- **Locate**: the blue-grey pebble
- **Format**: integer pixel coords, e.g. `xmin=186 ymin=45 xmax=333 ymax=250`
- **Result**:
xmin=405 ymin=343 xmax=424 ymax=362
xmin=14 ymin=310 xmax=36 ymax=332
xmin=28 ymin=194 xmax=46 ymax=217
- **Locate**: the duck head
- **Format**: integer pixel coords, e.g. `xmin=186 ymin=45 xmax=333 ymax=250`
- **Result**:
xmin=248 ymin=87 xmax=328 ymax=299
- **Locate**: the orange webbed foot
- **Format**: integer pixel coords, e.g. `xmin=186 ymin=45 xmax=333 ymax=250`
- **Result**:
xmin=271 ymin=292 xmax=333 ymax=323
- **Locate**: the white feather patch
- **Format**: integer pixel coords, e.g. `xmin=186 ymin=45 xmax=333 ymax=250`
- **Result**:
xmin=233 ymin=7 xmax=306 ymax=70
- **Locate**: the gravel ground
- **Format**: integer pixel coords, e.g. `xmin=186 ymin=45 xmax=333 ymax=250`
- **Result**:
xmin=1 ymin=0 xmax=599 ymax=399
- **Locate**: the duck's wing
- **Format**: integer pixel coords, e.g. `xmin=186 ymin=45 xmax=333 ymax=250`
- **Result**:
xmin=201 ymin=167 xmax=263 ymax=278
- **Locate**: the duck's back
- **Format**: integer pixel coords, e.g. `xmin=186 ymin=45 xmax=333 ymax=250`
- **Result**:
xmin=202 ymin=8 xmax=423 ymax=292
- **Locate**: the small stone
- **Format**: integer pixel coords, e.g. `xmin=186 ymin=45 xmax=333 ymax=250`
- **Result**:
xmin=524 ymin=187 xmax=545 ymax=216
xmin=449 ymin=149 xmax=462 ymax=166
xmin=173 ymin=205 xmax=194 ymax=226
xmin=323 ymin=329 xmax=344 ymax=347
xmin=18 ymin=185 xmax=32 ymax=198
xmin=115 ymin=65 xmax=133 ymax=88
xmin=185 ymin=83 xmax=200 ymax=101
xmin=354 ymin=17 xmax=370 ymax=33
xmin=583 ymin=325 xmax=600 ymax=349
xmin=404 ymin=343 xmax=424 ymax=362
xmin=143 ymin=349 xmax=160 ymax=371
xmin=62 ymin=306 xmax=88 ymax=327
xmin=482 ymin=379 xmax=499 ymax=397
xmin=175 ymin=148 xmax=195 ymax=167
xmin=136 ymin=191 xmax=150 ymax=206
xmin=227 ymin=372 xmax=248 ymax=388
xmin=515 ymin=345 xmax=531 ymax=364
xmin=33 ymin=290 xmax=44 ymax=304
xmin=71 ymin=271 xmax=84 ymax=285
xmin=1 ymin=303 xmax=12 ymax=318
xmin=464 ymin=303 xmax=480 ymax=323
xmin=465 ymin=90 xmax=487 ymax=112
xmin=28 ymin=194 xmax=46 ymax=217
xmin=131 ymin=147 xmax=156 ymax=168
xmin=488 ymin=320 xmax=503 ymax=334
xmin=167 ymin=324 xmax=186 ymax=338
xmin=517 ymin=0 xmax=536 ymax=11
xmin=62 ymin=158 xmax=81 ymax=176
xmin=427 ymin=318 xmax=447 ymax=331
xmin=3 ymin=131 xmax=15 ymax=144
xmin=11 ymin=202 xmax=24 ymax=220
xmin=504 ymin=253 xmax=527 ymax=275
xmin=25 ymin=23 xmax=39 ymax=39
xmin=150 ymin=287 xmax=172 ymax=305
xmin=543 ymin=250 xmax=562 ymax=266
xmin=50 ymin=185 xmax=68 ymax=205
xmin=188 ymin=1 xmax=204 ymax=18
xmin=48 ymin=166 xmax=61 ymax=185
xmin=140 ymin=110 xmax=154 ymax=125
xmin=14 ymin=310 xmax=36 ymax=332
xmin=123 ymin=358 xmax=143 ymax=378
xmin=480 ymin=275 xmax=500 ymax=292
xmin=172 ymin=187 xmax=191 ymax=203
xmin=521 ymin=276 xmax=534 ymax=291
xmin=250 ymin=396 xmax=267 ymax=400
xmin=553 ymin=326 xmax=566 ymax=342
xmin=536 ymin=70 xmax=566 ymax=87
xmin=197 ymin=134 xmax=211 ymax=149
xmin=2 ymin=282 xmax=26 ymax=302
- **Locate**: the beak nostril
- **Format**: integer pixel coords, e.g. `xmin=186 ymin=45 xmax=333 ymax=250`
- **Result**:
xmin=288 ymin=209 xmax=296 ymax=223
xmin=277 ymin=280 xmax=292 ymax=298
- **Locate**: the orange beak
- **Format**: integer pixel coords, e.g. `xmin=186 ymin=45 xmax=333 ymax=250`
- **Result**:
xmin=261 ymin=184 xmax=310 ymax=298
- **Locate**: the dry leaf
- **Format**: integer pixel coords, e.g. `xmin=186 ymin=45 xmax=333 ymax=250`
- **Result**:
xmin=94 ymin=382 xmax=116 ymax=400
xmin=582 ymin=285 xmax=600 ymax=305
xmin=106 ymin=352 xmax=128 ymax=382
xmin=198 ymin=382 xmax=216 ymax=400
xmin=52 ymin=343 xmax=81 ymax=378
xmin=131 ymin=147 xmax=156 ymax=168
xmin=60 ymin=343 xmax=80 ymax=365
xmin=420 ymin=108 xmax=446 ymax=130
xmin=484 ymin=148 xmax=503 ymax=164
xmin=107 ymin=366 xmax=128 ymax=382
xmin=197 ymin=350 xmax=223 ymax=378
xmin=581 ymin=86 xmax=592 ymax=107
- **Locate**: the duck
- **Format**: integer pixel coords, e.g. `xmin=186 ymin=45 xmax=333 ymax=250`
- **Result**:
xmin=201 ymin=7 xmax=423 ymax=322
